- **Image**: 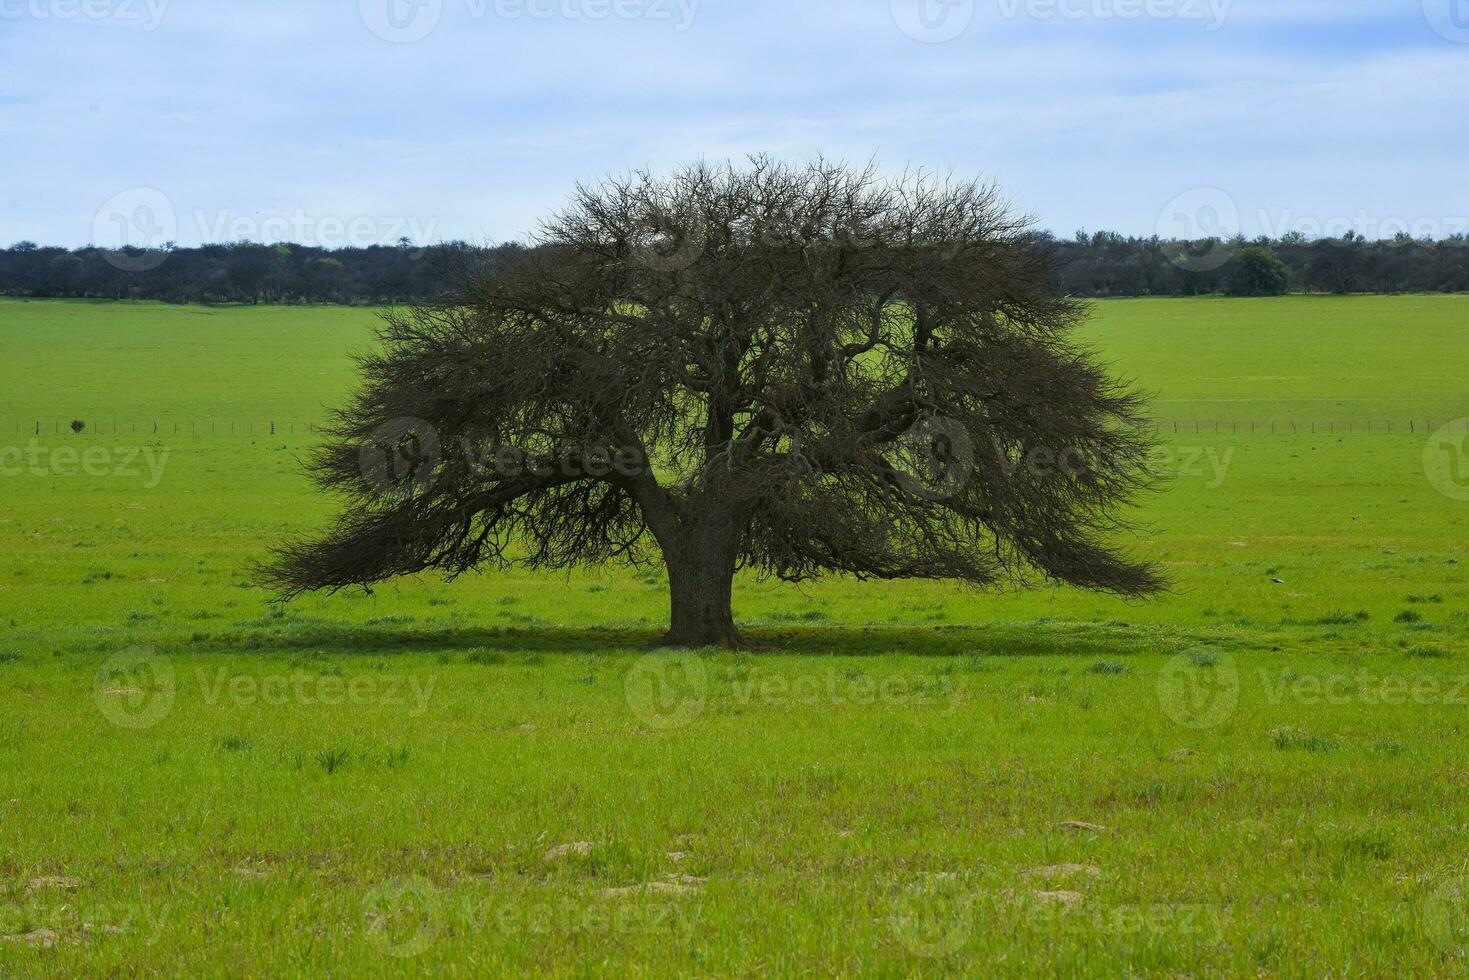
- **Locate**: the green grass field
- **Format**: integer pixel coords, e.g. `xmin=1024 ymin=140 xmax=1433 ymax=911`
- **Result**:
xmin=2 ymin=295 xmax=1469 ymax=976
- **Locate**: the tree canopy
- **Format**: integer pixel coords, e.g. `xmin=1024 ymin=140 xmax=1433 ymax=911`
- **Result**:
xmin=264 ymin=158 xmax=1163 ymax=647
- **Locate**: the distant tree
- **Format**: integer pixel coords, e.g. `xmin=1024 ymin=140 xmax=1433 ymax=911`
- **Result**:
xmin=264 ymin=159 xmax=1162 ymax=647
xmin=1227 ymin=246 xmax=1290 ymax=296
xmin=1304 ymin=233 xmax=1372 ymax=294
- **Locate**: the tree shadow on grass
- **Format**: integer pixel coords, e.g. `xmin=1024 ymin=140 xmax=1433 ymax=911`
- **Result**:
xmin=179 ymin=618 xmax=1193 ymax=660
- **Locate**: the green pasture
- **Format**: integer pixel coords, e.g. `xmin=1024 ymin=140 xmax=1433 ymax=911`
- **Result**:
xmin=1 ymin=295 xmax=1468 ymax=976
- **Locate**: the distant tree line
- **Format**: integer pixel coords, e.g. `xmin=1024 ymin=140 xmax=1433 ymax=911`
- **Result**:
xmin=1047 ymin=231 xmax=1469 ymax=297
xmin=0 ymin=239 xmax=519 ymax=305
xmin=2 ymin=232 xmax=1467 ymax=304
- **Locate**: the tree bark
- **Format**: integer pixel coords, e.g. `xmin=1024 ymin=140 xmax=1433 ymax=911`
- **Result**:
xmin=657 ymin=531 xmax=742 ymax=649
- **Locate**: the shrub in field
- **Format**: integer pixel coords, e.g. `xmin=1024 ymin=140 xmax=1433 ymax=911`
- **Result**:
xmin=264 ymin=158 xmax=1161 ymax=647
xmin=1227 ymin=246 xmax=1290 ymax=297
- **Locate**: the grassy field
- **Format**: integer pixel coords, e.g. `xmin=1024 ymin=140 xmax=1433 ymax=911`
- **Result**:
xmin=2 ymin=295 xmax=1468 ymax=975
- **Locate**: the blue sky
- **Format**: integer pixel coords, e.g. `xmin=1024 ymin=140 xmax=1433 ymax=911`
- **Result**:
xmin=2 ymin=0 xmax=1467 ymax=249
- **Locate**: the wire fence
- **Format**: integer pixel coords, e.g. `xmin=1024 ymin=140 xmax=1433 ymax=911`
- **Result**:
xmin=5 ymin=420 xmax=323 ymax=437
xmin=3 ymin=418 xmax=1467 ymax=439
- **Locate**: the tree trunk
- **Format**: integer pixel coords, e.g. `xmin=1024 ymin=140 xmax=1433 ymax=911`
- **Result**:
xmin=658 ymin=535 xmax=741 ymax=649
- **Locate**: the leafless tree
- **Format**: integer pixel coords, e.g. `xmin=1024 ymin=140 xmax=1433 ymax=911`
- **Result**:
xmin=264 ymin=158 xmax=1161 ymax=647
